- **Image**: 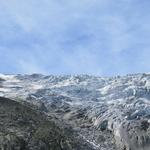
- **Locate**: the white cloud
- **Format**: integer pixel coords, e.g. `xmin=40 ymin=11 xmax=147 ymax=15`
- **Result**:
xmin=0 ymin=0 xmax=150 ymax=75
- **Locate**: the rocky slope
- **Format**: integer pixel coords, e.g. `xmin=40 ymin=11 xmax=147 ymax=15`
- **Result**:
xmin=0 ymin=97 xmax=96 ymax=150
xmin=0 ymin=73 xmax=150 ymax=150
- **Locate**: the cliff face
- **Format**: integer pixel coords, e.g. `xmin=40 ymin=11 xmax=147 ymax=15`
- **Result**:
xmin=0 ymin=73 xmax=150 ymax=150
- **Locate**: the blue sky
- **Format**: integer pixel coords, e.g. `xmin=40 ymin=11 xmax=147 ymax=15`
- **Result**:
xmin=0 ymin=0 xmax=150 ymax=76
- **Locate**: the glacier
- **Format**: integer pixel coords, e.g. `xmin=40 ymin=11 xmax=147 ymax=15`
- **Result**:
xmin=0 ymin=73 xmax=150 ymax=150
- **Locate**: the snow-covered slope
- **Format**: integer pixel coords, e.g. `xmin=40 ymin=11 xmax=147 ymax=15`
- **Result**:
xmin=0 ymin=73 xmax=150 ymax=150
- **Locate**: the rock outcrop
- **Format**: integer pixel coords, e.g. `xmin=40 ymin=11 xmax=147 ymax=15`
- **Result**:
xmin=0 ymin=97 xmax=96 ymax=150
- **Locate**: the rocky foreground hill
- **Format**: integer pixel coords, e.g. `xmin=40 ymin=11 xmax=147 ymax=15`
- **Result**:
xmin=0 ymin=97 xmax=96 ymax=150
xmin=0 ymin=73 xmax=150 ymax=150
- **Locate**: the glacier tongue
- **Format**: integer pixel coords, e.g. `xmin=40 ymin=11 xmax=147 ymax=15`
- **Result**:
xmin=0 ymin=73 xmax=150 ymax=150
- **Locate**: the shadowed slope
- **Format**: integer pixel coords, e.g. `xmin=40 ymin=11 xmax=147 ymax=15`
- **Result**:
xmin=0 ymin=97 xmax=96 ymax=150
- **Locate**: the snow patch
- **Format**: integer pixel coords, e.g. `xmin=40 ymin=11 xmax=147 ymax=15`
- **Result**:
xmin=0 ymin=88 xmax=10 ymax=92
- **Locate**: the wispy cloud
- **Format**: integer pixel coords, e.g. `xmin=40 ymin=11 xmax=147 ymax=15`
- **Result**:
xmin=0 ymin=0 xmax=150 ymax=75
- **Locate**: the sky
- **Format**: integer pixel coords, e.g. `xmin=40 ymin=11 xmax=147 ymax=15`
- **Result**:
xmin=0 ymin=0 xmax=150 ymax=76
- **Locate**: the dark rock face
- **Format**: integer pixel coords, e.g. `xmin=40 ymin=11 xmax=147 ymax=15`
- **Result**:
xmin=0 ymin=97 xmax=95 ymax=150
xmin=99 ymin=120 xmax=108 ymax=131
xmin=141 ymin=120 xmax=150 ymax=131
xmin=0 ymin=78 xmax=5 ymax=82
